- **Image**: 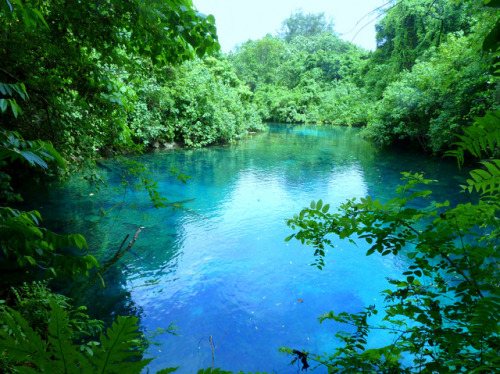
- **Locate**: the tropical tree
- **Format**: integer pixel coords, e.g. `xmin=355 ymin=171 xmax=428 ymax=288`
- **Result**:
xmin=279 ymin=9 xmax=335 ymax=42
xmin=128 ymin=55 xmax=263 ymax=148
xmin=229 ymin=36 xmax=289 ymax=91
xmin=359 ymin=0 xmax=498 ymax=152
xmin=372 ymin=0 xmax=473 ymax=74
xmin=0 ymin=0 xmax=219 ymax=165
xmin=229 ymin=28 xmax=370 ymax=124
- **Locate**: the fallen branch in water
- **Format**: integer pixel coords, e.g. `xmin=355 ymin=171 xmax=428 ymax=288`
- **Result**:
xmin=96 ymin=227 xmax=144 ymax=287
xmin=100 ymin=201 xmax=123 ymax=217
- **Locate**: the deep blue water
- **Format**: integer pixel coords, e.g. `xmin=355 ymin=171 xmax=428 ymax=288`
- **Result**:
xmin=23 ymin=124 xmax=469 ymax=373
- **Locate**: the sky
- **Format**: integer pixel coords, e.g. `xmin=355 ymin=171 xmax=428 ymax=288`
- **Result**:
xmin=194 ymin=0 xmax=387 ymax=52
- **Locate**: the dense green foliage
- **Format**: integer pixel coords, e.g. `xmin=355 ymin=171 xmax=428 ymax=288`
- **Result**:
xmin=0 ymin=0 xmax=219 ymax=160
xmin=363 ymin=31 xmax=495 ymax=151
xmin=128 ymin=56 xmax=263 ymax=148
xmin=1 ymin=292 xmax=151 ymax=373
xmin=358 ymin=0 xmax=498 ymax=152
xmin=370 ymin=0 xmax=474 ymax=85
xmin=0 ymin=0 xmax=259 ymax=184
xmin=230 ymin=32 xmax=370 ymax=125
xmin=229 ymin=0 xmax=498 ymax=153
xmin=0 ymin=131 xmax=99 ymax=278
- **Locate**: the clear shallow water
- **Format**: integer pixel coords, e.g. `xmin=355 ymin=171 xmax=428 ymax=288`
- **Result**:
xmin=23 ymin=124 xmax=469 ymax=373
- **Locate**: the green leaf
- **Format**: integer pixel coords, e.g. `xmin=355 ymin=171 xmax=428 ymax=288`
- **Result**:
xmin=47 ymin=298 xmax=87 ymax=372
xmin=9 ymin=99 xmax=21 ymax=117
xmin=92 ymin=315 xmax=152 ymax=373
xmin=0 ymin=99 xmax=7 ymax=112
xmin=38 ymin=141 xmax=66 ymax=169
xmin=0 ymin=308 xmax=49 ymax=364
xmin=0 ymin=82 xmax=12 ymax=95
xmin=71 ymin=234 xmax=88 ymax=249
xmin=156 ymin=368 xmax=179 ymax=374
xmin=18 ymin=150 xmax=47 ymax=168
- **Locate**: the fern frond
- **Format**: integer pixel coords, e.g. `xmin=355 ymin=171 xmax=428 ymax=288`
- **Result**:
xmin=446 ymin=110 xmax=500 ymax=165
xmin=47 ymin=298 xmax=87 ymax=373
xmin=91 ymin=315 xmax=152 ymax=373
xmin=0 ymin=296 xmax=157 ymax=374
xmin=0 ymin=307 xmax=49 ymax=364
xmin=463 ymin=159 xmax=500 ymax=198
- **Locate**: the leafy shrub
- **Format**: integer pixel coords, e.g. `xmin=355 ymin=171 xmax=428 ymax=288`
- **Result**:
xmin=6 ymin=281 xmax=103 ymax=342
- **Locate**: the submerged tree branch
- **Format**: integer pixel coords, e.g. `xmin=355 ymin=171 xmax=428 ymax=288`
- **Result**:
xmin=96 ymin=227 xmax=143 ymax=281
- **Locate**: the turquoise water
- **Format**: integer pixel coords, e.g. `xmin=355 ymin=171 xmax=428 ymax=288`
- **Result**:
xmin=24 ymin=124 xmax=469 ymax=373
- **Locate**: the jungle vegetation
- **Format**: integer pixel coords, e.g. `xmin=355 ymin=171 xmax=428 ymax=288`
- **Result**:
xmin=0 ymin=0 xmax=499 ymax=373
xmin=229 ymin=1 xmax=498 ymax=153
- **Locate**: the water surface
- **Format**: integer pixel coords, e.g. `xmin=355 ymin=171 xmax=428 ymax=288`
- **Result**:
xmin=25 ymin=124 xmax=468 ymax=373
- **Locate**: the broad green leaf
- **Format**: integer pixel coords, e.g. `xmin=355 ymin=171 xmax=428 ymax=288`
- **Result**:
xmin=18 ymin=150 xmax=47 ymax=168
xmin=316 ymin=199 xmax=323 ymax=210
xmin=0 ymin=99 xmax=7 ymax=112
xmin=71 ymin=234 xmax=88 ymax=249
xmin=9 ymin=99 xmax=21 ymax=118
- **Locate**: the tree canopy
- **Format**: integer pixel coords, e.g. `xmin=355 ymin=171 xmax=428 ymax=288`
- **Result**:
xmin=279 ymin=9 xmax=335 ymax=42
xmin=229 ymin=0 xmax=498 ymax=153
xmin=0 ymin=0 xmax=219 ymax=163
